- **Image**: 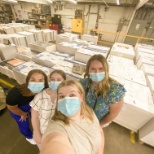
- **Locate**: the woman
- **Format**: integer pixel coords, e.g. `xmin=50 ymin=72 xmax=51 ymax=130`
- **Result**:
xmin=30 ymin=70 xmax=66 ymax=149
xmin=6 ymin=69 xmax=48 ymax=145
xmin=80 ymin=54 xmax=126 ymax=127
xmin=41 ymin=80 xmax=104 ymax=154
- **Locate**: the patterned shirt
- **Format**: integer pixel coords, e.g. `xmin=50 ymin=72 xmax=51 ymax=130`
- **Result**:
xmin=80 ymin=78 xmax=126 ymax=120
xmin=30 ymin=89 xmax=56 ymax=134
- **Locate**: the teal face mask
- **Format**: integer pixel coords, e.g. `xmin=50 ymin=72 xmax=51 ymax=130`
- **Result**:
xmin=49 ymin=81 xmax=61 ymax=91
xmin=89 ymin=72 xmax=105 ymax=82
xmin=58 ymin=97 xmax=80 ymax=117
xmin=28 ymin=82 xmax=45 ymax=93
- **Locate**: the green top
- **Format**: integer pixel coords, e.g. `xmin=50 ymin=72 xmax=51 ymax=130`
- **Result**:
xmin=80 ymin=78 xmax=126 ymax=120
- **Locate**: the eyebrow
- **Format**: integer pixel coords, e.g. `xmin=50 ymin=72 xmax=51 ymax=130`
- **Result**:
xmin=58 ymin=90 xmax=76 ymax=94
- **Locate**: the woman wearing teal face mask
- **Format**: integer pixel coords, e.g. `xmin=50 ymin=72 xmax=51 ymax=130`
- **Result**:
xmin=6 ymin=69 xmax=48 ymax=145
xmin=80 ymin=54 xmax=126 ymax=128
xmin=30 ymin=69 xmax=66 ymax=150
xmin=41 ymin=80 xmax=104 ymax=154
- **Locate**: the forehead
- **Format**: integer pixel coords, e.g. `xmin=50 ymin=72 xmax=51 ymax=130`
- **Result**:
xmin=89 ymin=60 xmax=103 ymax=67
xmin=30 ymin=72 xmax=44 ymax=79
xmin=50 ymin=72 xmax=63 ymax=78
xmin=58 ymin=85 xmax=78 ymax=94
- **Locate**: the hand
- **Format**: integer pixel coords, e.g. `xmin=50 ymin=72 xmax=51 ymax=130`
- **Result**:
xmin=33 ymin=132 xmax=42 ymax=144
xmin=19 ymin=112 xmax=28 ymax=122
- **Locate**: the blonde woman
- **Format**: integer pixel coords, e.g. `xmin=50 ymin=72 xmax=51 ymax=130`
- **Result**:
xmin=41 ymin=80 xmax=104 ymax=154
xmin=80 ymin=54 xmax=126 ymax=127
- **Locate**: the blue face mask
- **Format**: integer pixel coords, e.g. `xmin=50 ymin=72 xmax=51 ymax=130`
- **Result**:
xmin=89 ymin=72 xmax=105 ymax=82
xmin=28 ymin=82 xmax=45 ymax=93
xmin=58 ymin=97 xmax=80 ymax=117
xmin=49 ymin=81 xmax=61 ymax=91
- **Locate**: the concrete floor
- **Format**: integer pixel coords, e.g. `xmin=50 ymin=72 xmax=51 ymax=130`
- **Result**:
xmin=0 ymin=109 xmax=154 ymax=154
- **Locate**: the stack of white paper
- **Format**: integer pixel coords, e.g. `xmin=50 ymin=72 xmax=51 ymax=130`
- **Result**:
xmin=139 ymin=117 xmax=154 ymax=147
xmin=0 ymin=34 xmax=14 ymax=44
xmin=140 ymin=64 xmax=154 ymax=76
xmin=29 ymin=41 xmax=56 ymax=53
xmin=84 ymin=44 xmax=110 ymax=55
xmin=18 ymin=31 xmax=35 ymax=46
xmin=146 ymin=76 xmax=154 ymax=94
xmin=107 ymin=55 xmax=135 ymax=66
xmin=13 ymin=61 xmax=52 ymax=84
xmin=15 ymin=46 xmax=36 ymax=61
xmin=10 ymin=34 xmax=27 ymax=47
xmin=11 ymin=26 xmax=23 ymax=33
xmin=112 ymin=76 xmax=154 ymax=132
xmin=81 ymin=34 xmax=98 ymax=45
xmin=136 ymin=54 xmax=154 ymax=69
xmin=0 ymin=44 xmax=17 ymax=60
xmin=110 ymin=42 xmax=135 ymax=60
xmin=135 ymin=47 xmax=154 ymax=63
xmin=0 ymin=26 xmax=15 ymax=34
xmin=57 ymin=42 xmax=83 ymax=55
xmin=52 ymin=60 xmax=84 ymax=80
xmin=32 ymin=52 xmax=64 ymax=68
xmin=75 ymin=47 xmax=109 ymax=63
xmin=20 ymin=24 xmax=30 ymax=31
xmin=109 ymin=63 xmax=147 ymax=86
xmin=28 ymin=29 xmax=43 ymax=42
xmin=73 ymin=39 xmax=94 ymax=45
xmin=56 ymin=33 xmax=79 ymax=44
xmin=42 ymin=29 xmax=57 ymax=42
xmin=135 ymin=43 xmax=154 ymax=50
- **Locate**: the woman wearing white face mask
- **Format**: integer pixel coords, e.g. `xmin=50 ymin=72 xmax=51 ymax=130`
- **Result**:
xmin=6 ymin=69 xmax=48 ymax=145
xmin=30 ymin=69 xmax=66 ymax=150
xmin=41 ymin=80 xmax=104 ymax=154
xmin=80 ymin=54 xmax=126 ymax=127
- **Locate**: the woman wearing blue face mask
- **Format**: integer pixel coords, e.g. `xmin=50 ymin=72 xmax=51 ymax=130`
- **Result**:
xmin=30 ymin=69 xmax=66 ymax=150
xmin=6 ymin=69 xmax=48 ymax=145
xmin=80 ymin=54 xmax=126 ymax=128
xmin=41 ymin=80 xmax=104 ymax=154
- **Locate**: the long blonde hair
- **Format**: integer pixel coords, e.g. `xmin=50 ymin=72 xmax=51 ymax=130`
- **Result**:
xmin=84 ymin=54 xmax=115 ymax=99
xmin=52 ymin=80 xmax=94 ymax=125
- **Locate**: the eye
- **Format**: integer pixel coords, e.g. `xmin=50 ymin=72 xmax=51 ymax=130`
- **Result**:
xmin=70 ymin=94 xmax=76 ymax=97
xmin=59 ymin=95 xmax=64 ymax=99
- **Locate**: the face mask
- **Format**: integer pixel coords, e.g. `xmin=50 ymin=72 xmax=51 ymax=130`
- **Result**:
xmin=28 ymin=82 xmax=45 ymax=93
xmin=58 ymin=97 xmax=80 ymax=117
xmin=49 ymin=81 xmax=61 ymax=91
xmin=89 ymin=72 xmax=105 ymax=82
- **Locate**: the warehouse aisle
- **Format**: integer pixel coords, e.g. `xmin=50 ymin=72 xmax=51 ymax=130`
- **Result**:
xmin=0 ymin=109 xmax=154 ymax=154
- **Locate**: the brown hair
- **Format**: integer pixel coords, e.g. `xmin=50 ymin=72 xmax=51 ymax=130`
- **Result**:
xmin=84 ymin=54 xmax=115 ymax=98
xmin=49 ymin=69 xmax=66 ymax=80
xmin=18 ymin=69 xmax=48 ymax=96
xmin=52 ymin=80 xmax=94 ymax=125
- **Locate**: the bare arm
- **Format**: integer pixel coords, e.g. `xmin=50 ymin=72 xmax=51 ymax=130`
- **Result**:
xmin=97 ymin=126 xmax=104 ymax=154
xmin=31 ymin=108 xmax=42 ymax=144
xmin=41 ymin=132 xmax=75 ymax=154
xmin=7 ymin=104 xmax=27 ymax=121
xmin=100 ymin=100 xmax=124 ymax=126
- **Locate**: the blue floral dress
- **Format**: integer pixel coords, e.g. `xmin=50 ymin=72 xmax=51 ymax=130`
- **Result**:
xmin=80 ymin=78 xmax=126 ymax=120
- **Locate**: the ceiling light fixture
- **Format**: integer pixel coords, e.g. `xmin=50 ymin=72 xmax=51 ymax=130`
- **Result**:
xmin=70 ymin=0 xmax=77 ymax=4
xmin=116 ymin=0 xmax=120 ymax=5
xmin=5 ymin=0 xmax=18 ymax=2
xmin=47 ymin=0 xmax=53 ymax=3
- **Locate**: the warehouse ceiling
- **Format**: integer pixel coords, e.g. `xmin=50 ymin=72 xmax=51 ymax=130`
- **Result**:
xmin=0 ymin=0 xmax=153 ymax=8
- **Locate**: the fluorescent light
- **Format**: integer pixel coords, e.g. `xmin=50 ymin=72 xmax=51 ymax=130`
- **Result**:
xmin=8 ymin=0 xmax=17 ymax=1
xmin=47 ymin=0 xmax=53 ymax=3
xmin=116 ymin=0 xmax=120 ymax=5
xmin=70 ymin=0 xmax=77 ymax=4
